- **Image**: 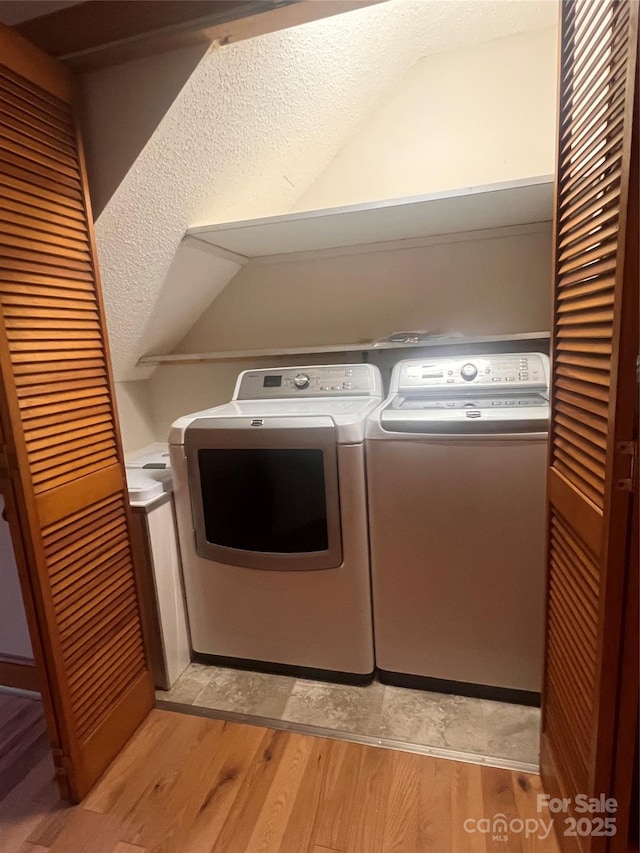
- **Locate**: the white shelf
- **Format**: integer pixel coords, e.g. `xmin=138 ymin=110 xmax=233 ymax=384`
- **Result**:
xmin=139 ymin=332 xmax=551 ymax=366
xmin=187 ymin=176 xmax=554 ymax=259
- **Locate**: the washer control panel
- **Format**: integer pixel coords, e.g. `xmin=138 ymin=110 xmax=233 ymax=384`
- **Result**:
xmin=234 ymin=364 xmax=381 ymax=399
xmin=395 ymin=353 xmax=550 ymax=393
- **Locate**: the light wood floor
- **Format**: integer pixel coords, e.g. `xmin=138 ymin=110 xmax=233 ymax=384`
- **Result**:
xmin=0 ymin=708 xmax=561 ymax=853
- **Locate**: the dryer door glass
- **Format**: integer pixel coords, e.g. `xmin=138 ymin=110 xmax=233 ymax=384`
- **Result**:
xmin=198 ymin=448 xmax=328 ymax=553
xmin=184 ymin=421 xmax=343 ymax=571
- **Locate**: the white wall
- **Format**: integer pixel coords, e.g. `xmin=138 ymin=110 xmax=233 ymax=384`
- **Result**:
xmin=95 ymin=2 xmax=428 ymax=385
xmin=105 ymin=8 xmax=559 ymax=450
xmin=94 ymin=1 xmax=558 ymax=384
xmin=180 ymin=226 xmax=552 ymax=352
xmin=294 ymin=27 xmax=558 ymax=211
xmin=115 ymin=381 xmax=156 ymax=453
xmin=79 ymin=44 xmax=207 ymax=217
xmin=128 ymin=223 xmax=552 ymax=438
xmin=0 ymin=497 xmax=33 ymax=660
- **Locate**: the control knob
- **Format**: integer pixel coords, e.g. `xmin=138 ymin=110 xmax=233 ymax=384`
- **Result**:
xmin=460 ymin=363 xmax=478 ymax=381
xmin=293 ymin=373 xmax=310 ymax=389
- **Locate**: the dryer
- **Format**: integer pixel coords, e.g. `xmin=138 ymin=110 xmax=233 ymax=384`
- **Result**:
xmin=170 ymin=364 xmax=382 ymax=680
xmin=366 ymin=352 xmax=550 ymax=703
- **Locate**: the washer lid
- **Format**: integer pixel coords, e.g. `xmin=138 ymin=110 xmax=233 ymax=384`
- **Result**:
xmin=125 ymin=469 xmax=166 ymax=504
xmin=169 ymin=396 xmax=382 ymax=445
xmin=379 ymin=393 xmax=549 ymax=434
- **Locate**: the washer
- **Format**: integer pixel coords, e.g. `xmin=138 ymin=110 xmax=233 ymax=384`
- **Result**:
xmin=170 ymin=364 xmax=383 ymax=680
xmin=366 ymin=352 xmax=550 ymax=702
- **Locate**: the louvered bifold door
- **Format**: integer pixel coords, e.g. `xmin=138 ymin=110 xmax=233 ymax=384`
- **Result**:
xmin=542 ymin=2 xmax=638 ymax=851
xmin=0 ymin=24 xmax=154 ymax=801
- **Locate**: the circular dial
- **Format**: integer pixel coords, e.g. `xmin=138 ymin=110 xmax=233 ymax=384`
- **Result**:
xmin=293 ymin=373 xmax=310 ymax=389
xmin=460 ymin=363 xmax=478 ymax=381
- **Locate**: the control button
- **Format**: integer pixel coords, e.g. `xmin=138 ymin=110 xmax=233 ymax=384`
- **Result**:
xmin=447 ymin=378 xmax=455 ymax=384
xmin=485 ymin=368 xmax=491 ymax=374
xmin=491 ymin=401 xmax=503 ymax=406
xmin=320 ymin=386 xmax=330 ymax=391
xmin=492 ymin=377 xmax=502 ymax=382
xmin=518 ymin=400 xmax=528 ymax=405
xmin=505 ymin=376 xmax=515 ymax=381
xmin=446 ymin=402 xmax=455 ymax=407
xmin=466 ymin=410 xmax=481 ymax=418
xmin=345 ymin=369 xmax=353 ymax=376
xmin=460 ymin=363 xmax=478 ymax=381
xmin=331 ymin=385 xmax=341 ymax=390
xmin=447 ymin=370 xmax=454 ymax=376
xmin=519 ymin=373 xmax=529 ymax=380
xmin=343 ymin=383 xmax=352 ymax=389
xmin=505 ymin=401 xmax=516 ymax=406
xmin=293 ymin=373 xmax=310 ymax=389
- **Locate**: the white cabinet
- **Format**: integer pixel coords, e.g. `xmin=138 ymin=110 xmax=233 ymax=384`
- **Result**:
xmin=129 ymin=490 xmax=190 ymax=690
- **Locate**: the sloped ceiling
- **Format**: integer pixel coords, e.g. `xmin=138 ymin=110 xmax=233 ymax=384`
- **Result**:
xmin=95 ymin=0 xmax=558 ymax=381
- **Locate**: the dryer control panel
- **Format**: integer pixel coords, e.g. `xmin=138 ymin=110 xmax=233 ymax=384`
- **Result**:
xmin=394 ymin=353 xmax=550 ymax=394
xmin=234 ymin=364 xmax=382 ymax=400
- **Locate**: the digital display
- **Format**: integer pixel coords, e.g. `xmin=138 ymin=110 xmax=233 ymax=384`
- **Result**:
xmin=263 ymin=375 xmax=282 ymax=388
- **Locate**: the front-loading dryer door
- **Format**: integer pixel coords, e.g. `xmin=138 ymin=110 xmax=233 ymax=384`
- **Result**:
xmin=185 ymin=417 xmax=342 ymax=570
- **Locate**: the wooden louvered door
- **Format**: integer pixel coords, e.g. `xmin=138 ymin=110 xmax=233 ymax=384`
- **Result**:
xmin=0 ymin=24 xmax=154 ymax=800
xmin=542 ymin=2 xmax=638 ymax=851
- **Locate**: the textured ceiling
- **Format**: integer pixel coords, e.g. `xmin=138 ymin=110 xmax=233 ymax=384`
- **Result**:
xmin=95 ymin=0 xmax=559 ymax=381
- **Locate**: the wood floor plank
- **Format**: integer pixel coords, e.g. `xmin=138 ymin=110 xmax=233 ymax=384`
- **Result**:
xmin=129 ymin=719 xmax=266 ymax=852
xmin=346 ymin=741 xmax=394 ymax=853
xmin=481 ymin=765 xmax=526 ymax=853
xmin=82 ymin=710 xmax=220 ymax=815
xmin=244 ymin=732 xmax=315 ymax=852
xmin=419 ymin=754 xmax=457 ymax=852
xmin=0 ymin=706 xmax=561 ymax=853
xmin=278 ymin=737 xmax=328 ymax=853
xmin=85 ymin=715 xmax=230 ymax=849
xmin=312 ymin=738 xmax=367 ymax=852
xmin=46 ymin=808 xmax=122 ymax=853
xmin=511 ymin=771 xmax=560 ymax=853
xmin=380 ymin=749 xmax=421 ymax=852
xmin=25 ymin=802 xmax=74 ymax=848
xmin=0 ymin=752 xmax=60 ymax=851
xmin=0 ymin=698 xmax=49 ymax=799
xmin=0 ymin=753 xmax=58 ymax=807
xmin=449 ymin=761 xmax=488 ymax=853
xmin=212 ymin=727 xmax=291 ymax=852
xmin=0 ymin=789 xmax=59 ymax=853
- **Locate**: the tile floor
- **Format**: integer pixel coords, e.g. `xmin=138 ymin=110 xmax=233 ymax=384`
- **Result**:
xmin=157 ymin=662 xmax=541 ymax=767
